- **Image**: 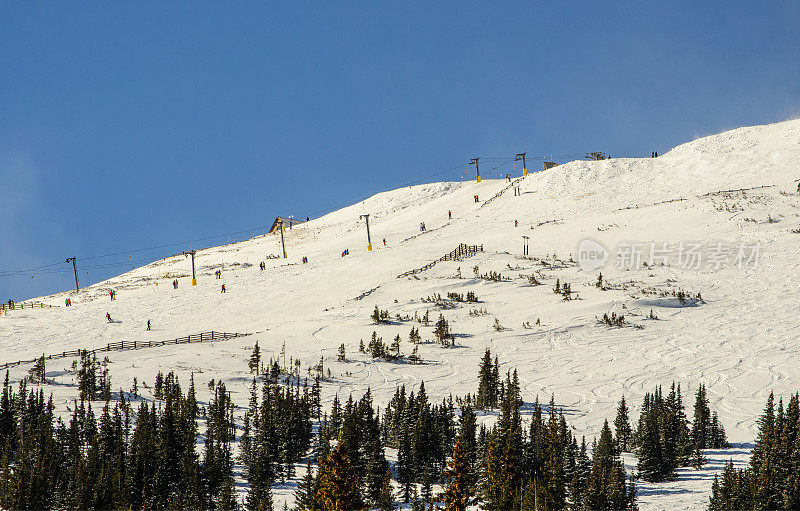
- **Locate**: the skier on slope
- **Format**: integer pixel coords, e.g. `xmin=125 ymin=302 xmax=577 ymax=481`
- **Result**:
xmin=147 ymin=319 xmax=151 ymax=331
xmin=448 ymin=210 xmax=452 ymax=220
xmin=383 ymin=238 xmax=386 ymax=246
xmin=221 ymin=284 xmax=226 ymax=293
xmin=106 ymin=312 xmax=112 ymax=323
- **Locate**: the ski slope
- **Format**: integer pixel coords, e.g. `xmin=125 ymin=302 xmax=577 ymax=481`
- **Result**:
xmin=2 ymin=118 xmax=800 ymax=509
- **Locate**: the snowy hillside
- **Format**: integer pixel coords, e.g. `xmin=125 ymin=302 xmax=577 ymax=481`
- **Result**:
xmin=2 ymin=118 xmax=800 ymax=509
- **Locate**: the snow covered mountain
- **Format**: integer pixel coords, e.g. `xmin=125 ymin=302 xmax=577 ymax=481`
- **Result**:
xmin=2 ymin=118 xmax=800 ymax=509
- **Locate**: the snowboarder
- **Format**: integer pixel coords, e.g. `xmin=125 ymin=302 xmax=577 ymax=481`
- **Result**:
xmin=448 ymin=210 xmax=452 ymax=219
xmin=147 ymin=319 xmax=151 ymax=331
xmin=221 ymin=284 xmax=226 ymax=293
xmin=106 ymin=312 xmax=112 ymax=323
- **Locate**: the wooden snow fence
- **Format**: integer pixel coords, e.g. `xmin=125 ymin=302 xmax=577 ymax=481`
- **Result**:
xmin=478 ymin=175 xmax=525 ymax=208
xmin=0 ymin=331 xmax=252 ymax=370
xmin=0 ymin=302 xmax=58 ymax=312
xmin=397 ymin=243 xmax=483 ymax=278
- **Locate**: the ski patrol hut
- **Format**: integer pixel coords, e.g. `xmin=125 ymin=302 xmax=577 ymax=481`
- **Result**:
xmin=269 ymin=216 xmax=305 ymax=233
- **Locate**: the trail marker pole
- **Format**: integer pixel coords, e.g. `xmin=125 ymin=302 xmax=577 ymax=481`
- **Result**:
xmin=470 ymin=157 xmax=480 ymax=183
xmin=516 ymin=152 xmax=527 ymax=176
xmin=65 ymin=257 xmax=79 ymax=291
xmin=183 ymin=250 xmax=197 ymax=285
xmin=360 ymin=214 xmax=373 ymax=251
xmin=278 ymin=220 xmax=287 ymax=258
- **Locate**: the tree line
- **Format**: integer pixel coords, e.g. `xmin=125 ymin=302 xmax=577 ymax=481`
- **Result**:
xmin=0 ymin=343 xmax=745 ymax=511
xmin=709 ymin=391 xmax=800 ymax=510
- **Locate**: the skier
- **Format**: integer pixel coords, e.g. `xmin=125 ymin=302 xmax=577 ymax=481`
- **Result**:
xmin=65 ymin=298 xmax=70 ymax=307
xmin=797 ymin=181 xmax=800 ymax=193
xmin=221 ymin=284 xmax=226 ymax=293
xmin=106 ymin=312 xmax=112 ymax=323
xmin=109 ymin=290 xmax=114 ymax=301
xmin=515 ymin=219 xmax=518 ymax=227
xmin=420 ymin=222 xmax=424 ymax=232
xmin=173 ymin=279 xmax=178 ymax=289
xmin=383 ymin=238 xmax=386 ymax=246
xmin=448 ymin=210 xmax=452 ymax=220
xmin=260 ymin=261 xmax=265 ymax=270
xmin=147 ymin=319 xmax=151 ymax=331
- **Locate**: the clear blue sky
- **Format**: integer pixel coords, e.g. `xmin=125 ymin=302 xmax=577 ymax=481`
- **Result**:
xmin=2 ymin=1 xmax=799 ymax=301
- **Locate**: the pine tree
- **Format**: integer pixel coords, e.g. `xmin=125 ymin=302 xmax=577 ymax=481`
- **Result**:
xmin=636 ymin=393 xmax=665 ymax=482
xmin=434 ymin=314 xmax=451 ymax=345
xmin=584 ymin=420 xmax=635 ymax=509
xmin=476 ymin=349 xmax=494 ymax=410
xmin=614 ymin=395 xmax=633 ymax=452
xmin=364 ymin=438 xmax=394 ymax=509
xmin=315 ymin=440 xmax=363 ymax=511
xmin=390 ymin=335 xmax=402 ymax=359
xmin=409 ymin=327 xmax=421 ymax=345
xmin=294 ymin=459 xmax=317 ymax=511
xmin=249 ymin=342 xmax=261 ymax=374
xmin=442 ymin=435 xmax=475 ymax=511
xmin=27 ymin=355 xmax=45 ymax=384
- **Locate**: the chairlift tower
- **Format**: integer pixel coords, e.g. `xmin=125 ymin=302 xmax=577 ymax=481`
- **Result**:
xmin=65 ymin=257 xmax=79 ymax=292
xmin=182 ymin=250 xmax=197 ymax=285
xmin=278 ymin=220 xmax=287 ymax=258
xmin=360 ymin=214 xmax=373 ymax=251
xmin=469 ymin=157 xmax=480 ymax=183
xmin=516 ymin=152 xmax=527 ymax=176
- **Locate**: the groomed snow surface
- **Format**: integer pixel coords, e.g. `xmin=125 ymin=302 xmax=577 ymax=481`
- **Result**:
xmin=3 ymin=119 xmax=800 ymax=509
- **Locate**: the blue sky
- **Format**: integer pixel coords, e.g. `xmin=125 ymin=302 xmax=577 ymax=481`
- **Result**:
xmin=2 ymin=1 xmax=799 ymax=300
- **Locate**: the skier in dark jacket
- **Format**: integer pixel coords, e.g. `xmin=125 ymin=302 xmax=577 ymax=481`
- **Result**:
xmin=106 ymin=312 xmax=112 ymax=322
